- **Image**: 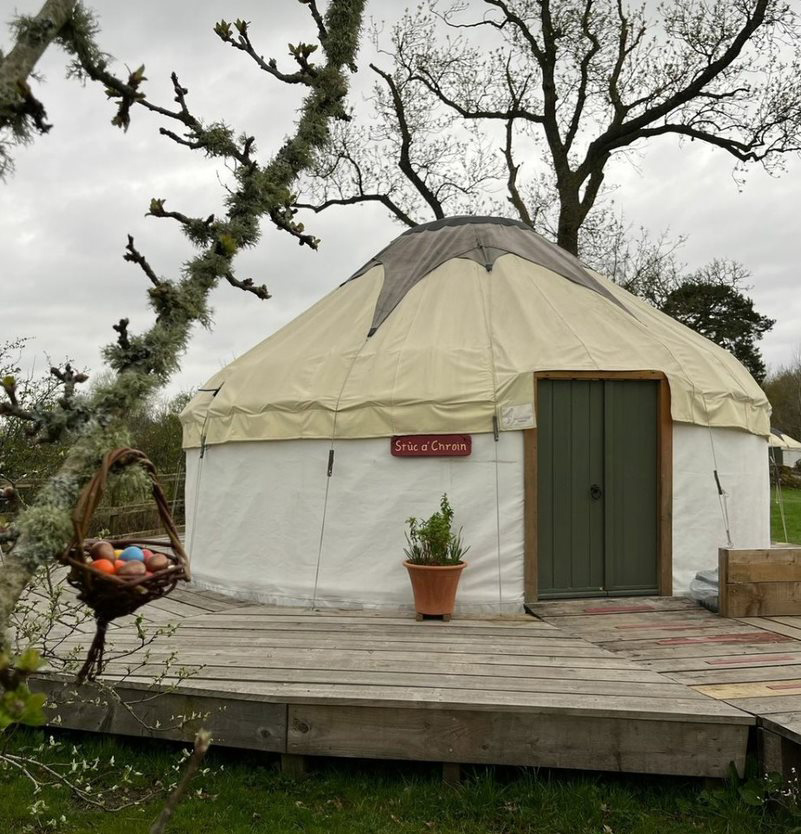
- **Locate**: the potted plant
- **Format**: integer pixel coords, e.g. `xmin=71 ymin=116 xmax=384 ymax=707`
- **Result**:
xmin=403 ymin=494 xmax=469 ymax=621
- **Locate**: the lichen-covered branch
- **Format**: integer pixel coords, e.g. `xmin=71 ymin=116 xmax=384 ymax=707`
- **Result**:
xmin=0 ymin=0 xmax=78 ymax=177
xmin=0 ymin=0 xmax=366 ymax=650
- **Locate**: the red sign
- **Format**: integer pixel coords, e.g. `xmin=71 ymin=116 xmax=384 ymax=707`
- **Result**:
xmin=391 ymin=434 xmax=472 ymax=457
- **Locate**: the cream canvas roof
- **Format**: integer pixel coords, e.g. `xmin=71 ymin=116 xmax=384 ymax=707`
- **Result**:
xmin=770 ymin=431 xmax=801 ymax=449
xmin=182 ymin=217 xmax=770 ymax=449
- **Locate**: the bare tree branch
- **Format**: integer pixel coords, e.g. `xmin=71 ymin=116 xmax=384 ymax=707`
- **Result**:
xmin=300 ymin=0 xmax=801 ymax=255
xmin=123 ymin=235 xmax=161 ymax=286
xmin=224 ymin=272 xmax=271 ymax=300
xmin=370 ymin=63 xmax=446 ymax=219
xmin=502 ymin=120 xmax=532 ymax=225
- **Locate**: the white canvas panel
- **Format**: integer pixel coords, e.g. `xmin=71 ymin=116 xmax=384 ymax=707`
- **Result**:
xmin=672 ymin=424 xmax=770 ymax=593
xmin=315 ymin=433 xmax=524 ymax=613
xmin=184 ymin=434 xmax=526 ymax=613
xmin=784 ymin=450 xmax=801 ymax=467
xmin=184 ymin=441 xmax=329 ymax=605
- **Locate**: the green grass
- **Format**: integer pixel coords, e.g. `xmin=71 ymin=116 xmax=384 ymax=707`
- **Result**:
xmin=0 ymin=728 xmax=795 ymax=834
xmin=771 ymin=486 xmax=801 ymax=544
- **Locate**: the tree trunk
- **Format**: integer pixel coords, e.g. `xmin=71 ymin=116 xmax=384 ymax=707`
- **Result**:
xmin=0 ymin=0 xmax=78 ymax=112
xmin=556 ymin=202 xmax=581 ymax=256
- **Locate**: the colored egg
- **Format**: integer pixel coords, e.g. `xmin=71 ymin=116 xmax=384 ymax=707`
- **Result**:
xmin=113 ymin=549 xmax=123 ymax=559
xmin=90 ymin=559 xmax=116 ymax=575
xmin=90 ymin=540 xmax=115 ymax=561
xmin=117 ymin=560 xmax=146 ymax=577
xmin=142 ymin=549 xmax=154 ymax=561
xmin=146 ymin=553 xmax=171 ymax=572
xmin=120 ymin=546 xmax=145 ymax=562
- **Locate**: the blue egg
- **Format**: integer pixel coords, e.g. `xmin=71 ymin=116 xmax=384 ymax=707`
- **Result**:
xmin=120 ymin=546 xmax=145 ymax=562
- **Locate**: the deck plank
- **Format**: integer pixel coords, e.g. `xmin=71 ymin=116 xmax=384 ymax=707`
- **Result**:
xmin=83 ymin=634 xmax=608 ymax=657
xmin=760 ymin=712 xmax=801 ymax=746
xmin=287 ymin=705 xmax=747 ymax=777
xmin=96 ymin=662 xmax=703 ymax=700
xmin=53 ymin=651 xmax=666 ymax=680
xmin=642 ymin=652 xmax=801 ymax=672
xmin=527 ymin=598 xmax=698 ymax=617
xmin=93 ymin=675 xmax=749 ymax=722
xmin=670 ymin=665 xmax=801 ymax=685
xmin=727 ymin=695 xmax=801 ymax=715
xmin=174 ymin=621 xmax=569 ymax=640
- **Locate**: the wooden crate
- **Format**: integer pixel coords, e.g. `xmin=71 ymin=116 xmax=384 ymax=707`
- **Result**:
xmin=719 ymin=548 xmax=801 ymax=618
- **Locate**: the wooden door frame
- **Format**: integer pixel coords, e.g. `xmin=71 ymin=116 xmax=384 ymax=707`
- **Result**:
xmin=523 ymin=371 xmax=673 ymax=602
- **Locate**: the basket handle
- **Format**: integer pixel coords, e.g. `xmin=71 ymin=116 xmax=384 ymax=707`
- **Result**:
xmin=66 ymin=447 xmax=191 ymax=580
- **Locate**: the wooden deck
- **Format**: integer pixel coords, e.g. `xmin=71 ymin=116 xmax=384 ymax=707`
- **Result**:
xmin=529 ymin=596 xmax=801 ymax=775
xmin=33 ymin=588 xmax=761 ymax=778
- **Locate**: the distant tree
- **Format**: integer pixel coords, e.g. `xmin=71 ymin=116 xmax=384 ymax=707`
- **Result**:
xmin=580 ymin=214 xmax=687 ymax=303
xmin=661 ymin=279 xmax=775 ymax=381
xmin=298 ymin=0 xmax=801 ymax=256
xmin=0 ymin=338 xmax=72 ymax=483
xmin=126 ymin=391 xmax=191 ymax=476
xmin=763 ymin=354 xmax=801 ymax=440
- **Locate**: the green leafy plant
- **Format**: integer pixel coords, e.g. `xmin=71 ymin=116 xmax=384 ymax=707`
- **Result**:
xmin=0 ymin=647 xmax=46 ymax=730
xmin=737 ymin=768 xmax=801 ymax=825
xmin=404 ymin=494 xmax=469 ymax=566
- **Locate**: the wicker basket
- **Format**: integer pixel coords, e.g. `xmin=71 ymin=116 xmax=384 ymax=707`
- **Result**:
xmin=59 ymin=448 xmax=191 ymax=682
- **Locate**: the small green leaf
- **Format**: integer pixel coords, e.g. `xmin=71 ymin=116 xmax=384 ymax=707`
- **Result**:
xmin=217 ymin=233 xmax=238 ymax=256
xmin=214 ymin=20 xmax=232 ymax=39
xmin=15 ymin=647 xmax=43 ymax=673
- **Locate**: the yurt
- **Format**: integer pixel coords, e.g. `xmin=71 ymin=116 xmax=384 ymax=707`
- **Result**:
xmin=181 ymin=216 xmax=771 ymax=613
xmin=769 ymin=429 xmax=801 ymax=468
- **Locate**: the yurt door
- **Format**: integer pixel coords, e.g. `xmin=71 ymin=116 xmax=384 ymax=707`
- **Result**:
xmin=537 ymin=378 xmax=659 ymax=598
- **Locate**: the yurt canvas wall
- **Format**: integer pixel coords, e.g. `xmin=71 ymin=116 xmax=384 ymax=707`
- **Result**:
xmin=183 ymin=421 xmax=768 ymax=613
xmin=181 ymin=216 xmax=771 ymax=613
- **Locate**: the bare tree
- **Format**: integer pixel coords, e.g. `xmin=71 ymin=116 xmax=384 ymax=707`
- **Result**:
xmin=298 ymin=0 xmax=801 ymax=255
xmin=0 ymin=0 xmax=366 ymax=667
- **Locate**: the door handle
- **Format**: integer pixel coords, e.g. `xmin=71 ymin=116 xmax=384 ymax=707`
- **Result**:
xmin=590 ymin=483 xmax=603 ymax=500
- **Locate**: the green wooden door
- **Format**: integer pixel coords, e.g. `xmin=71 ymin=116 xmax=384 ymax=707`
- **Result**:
xmin=537 ymin=379 xmax=659 ymax=599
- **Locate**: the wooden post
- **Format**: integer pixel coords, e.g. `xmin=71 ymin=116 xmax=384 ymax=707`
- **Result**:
xmin=281 ymin=753 xmax=309 ymax=778
xmin=442 ymin=761 xmax=461 ymax=787
xmin=758 ymin=728 xmax=801 ymax=777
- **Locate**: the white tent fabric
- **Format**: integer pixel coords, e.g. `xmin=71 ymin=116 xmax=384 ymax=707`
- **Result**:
xmin=184 ymin=433 xmax=524 ymax=613
xmin=672 ymin=425 xmax=770 ymax=591
xmin=184 ymin=425 xmax=769 ymax=608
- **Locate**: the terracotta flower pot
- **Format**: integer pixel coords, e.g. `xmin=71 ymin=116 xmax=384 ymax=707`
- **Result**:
xmin=404 ymin=560 xmax=467 ymax=618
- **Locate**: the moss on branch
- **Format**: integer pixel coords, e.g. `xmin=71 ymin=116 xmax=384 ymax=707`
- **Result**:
xmin=0 ymin=0 xmax=366 ymax=649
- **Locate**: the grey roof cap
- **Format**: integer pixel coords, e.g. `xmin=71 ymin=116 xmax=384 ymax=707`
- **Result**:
xmin=345 ymin=215 xmax=628 ymax=335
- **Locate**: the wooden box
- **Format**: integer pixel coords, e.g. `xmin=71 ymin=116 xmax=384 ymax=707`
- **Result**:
xmin=719 ymin=548 xmax=801 ymax=618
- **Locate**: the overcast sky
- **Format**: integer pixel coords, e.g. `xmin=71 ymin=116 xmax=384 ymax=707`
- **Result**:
xmin=1 ymin=0 xmax=799 ymax=400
